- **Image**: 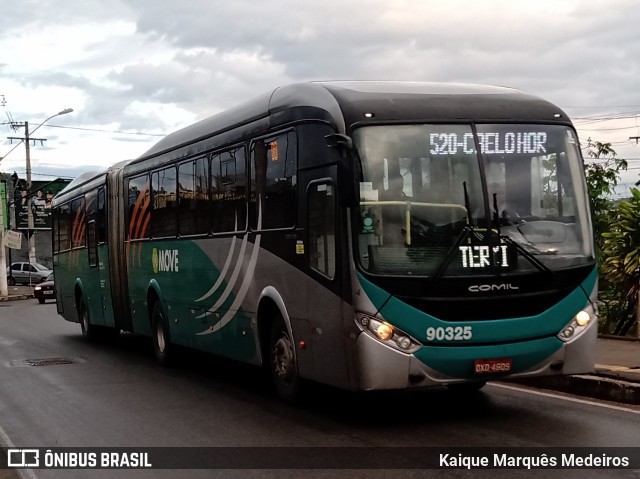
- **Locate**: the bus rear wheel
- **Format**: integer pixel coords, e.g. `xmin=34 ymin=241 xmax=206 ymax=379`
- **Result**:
xmin=79 ymin=301 xmax=95 ymax=340
xmin=269 ymin=316 xmax=301 ymax=402
xmin=151 ymin=301 xmax=173 ymax=366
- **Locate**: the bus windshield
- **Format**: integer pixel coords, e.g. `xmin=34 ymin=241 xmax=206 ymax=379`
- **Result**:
xmin=353 ymin=124 xmax=594 ymax=277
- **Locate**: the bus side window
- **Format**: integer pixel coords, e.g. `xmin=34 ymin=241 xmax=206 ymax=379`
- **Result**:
xmin=178 ymin=156 xmax=209 ymax=236
xmin=127 ymin=175 xmax=150 ymax=240
xmin=87 ymin=221 xmax=98 ymax=267
xmin=151 ymin=167 xmax=177 ymax=238
xmin=308 ymin=181 xmax=336 ymax=279
xmin=212 ymin=147 xmax=246 ymax=233
xmin=58 ymin=204 xmax=71 ymax=251
xmin=250 ymin=131 xmax=297 ymax=230
xmin=53 ymin=207 xmax=60 ymax=253
xmin=97 ymin=188 xmax=107 ymax=244
xmin=71 ymin=197 xmax=86 ymax=249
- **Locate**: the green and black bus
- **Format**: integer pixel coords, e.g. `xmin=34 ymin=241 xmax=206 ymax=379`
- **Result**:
xmin=53 ymin=81 xmax=597 ymax=399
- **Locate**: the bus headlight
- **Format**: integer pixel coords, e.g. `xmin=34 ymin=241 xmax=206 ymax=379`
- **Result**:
xmin=557 ymin=304 xmax=595 ymax=342
xmin=575 ymin=310 xmax=590 ymax=326
xmin=356 ymin=314 xmax=421 ymax=353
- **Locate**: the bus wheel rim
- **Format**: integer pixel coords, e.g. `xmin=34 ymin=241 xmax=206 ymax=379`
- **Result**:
xmin=272 ymin=336 xmax=294 ymax=383
xmin=82 ymin=309 xmax=89 ymax=333
xmin=156 ymin=319 xmax=165 ymax=353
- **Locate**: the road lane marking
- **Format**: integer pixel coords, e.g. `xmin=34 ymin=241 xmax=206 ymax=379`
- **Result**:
xmin=0 ymin=336 xmax=18 ymax=346
xmin=596 ymin=364 xmax=640 ymax=373
xmin=490 ymin=382 xmax=640 ymax=415
xmin=0 ymin=423 xmax=38 ymax=479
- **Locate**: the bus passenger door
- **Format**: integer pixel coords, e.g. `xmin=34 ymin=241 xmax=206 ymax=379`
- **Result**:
xmin=96 ymin=187 xmax=116 ymax=328
xmin=86 ymin=219 xmax=106 ymax=326
xmin=303 ymin=168 xmax=349 ymax=389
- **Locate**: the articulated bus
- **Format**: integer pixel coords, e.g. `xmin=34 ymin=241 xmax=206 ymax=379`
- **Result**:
xmin=52 ymin=82 xmax=597 ymax=399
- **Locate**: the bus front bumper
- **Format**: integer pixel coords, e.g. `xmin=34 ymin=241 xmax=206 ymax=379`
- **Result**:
xmin=355 ymin=319 xmax=597 ymax=391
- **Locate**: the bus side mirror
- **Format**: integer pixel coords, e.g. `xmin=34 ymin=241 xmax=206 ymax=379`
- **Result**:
xmin=325 ymin=134 xmax=359 ymax=207
xmin=325 ymin=133 xmax=353 ymax=150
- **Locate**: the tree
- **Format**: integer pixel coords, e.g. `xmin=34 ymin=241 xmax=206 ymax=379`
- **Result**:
xmin=600 ymin=188 xmax=640 ymax=336
xmin=582 ymin=139 xmax=639 ymax=336
xmin=583 ymin=138 xmax=627 ymax=251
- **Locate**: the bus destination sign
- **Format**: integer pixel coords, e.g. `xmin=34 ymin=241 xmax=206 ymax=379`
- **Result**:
xmin=459 ymin=244 xmax=517 ymax=269
xmin=430 ymin=131 xmax=547 ymax=156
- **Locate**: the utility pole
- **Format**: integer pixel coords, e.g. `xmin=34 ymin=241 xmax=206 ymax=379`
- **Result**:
xmin=5 ymin=108 xmax=73 ymax=268
xmin=8 ymin=122 xmax=47 ymax=265
xmin=0 ymin=179 xmax=7 ymax=297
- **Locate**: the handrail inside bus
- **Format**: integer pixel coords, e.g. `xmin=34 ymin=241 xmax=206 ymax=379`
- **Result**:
xmin=359 ymin=200 xmax=467 ymax=211
xmin=359 ymin=201 xmax=468 ymax=245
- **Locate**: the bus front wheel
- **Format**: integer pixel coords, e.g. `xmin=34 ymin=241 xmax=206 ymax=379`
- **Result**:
xmin=269 ymin=316 xmax=301 ymax=402
xmin=151 ymin=301 xmax=173 ymax=366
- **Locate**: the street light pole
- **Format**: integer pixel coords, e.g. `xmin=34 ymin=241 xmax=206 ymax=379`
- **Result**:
xmin=23 ymin=109 xmax=73 ymax=267
xmin=0 ymin=179 xmax=7 ymax=297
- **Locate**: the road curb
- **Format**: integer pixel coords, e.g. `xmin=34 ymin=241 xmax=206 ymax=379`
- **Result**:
xmin=0 ymin=294 xmax=33 ymax=302
xmin=507 ymin=374 xmax=640 ymax=405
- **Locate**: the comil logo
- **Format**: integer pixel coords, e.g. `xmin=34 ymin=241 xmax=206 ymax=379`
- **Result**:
xmin=468 ymin=283 xmax=519 ymax=293
xmin=152 ymin=248 xmax=179 ymax=273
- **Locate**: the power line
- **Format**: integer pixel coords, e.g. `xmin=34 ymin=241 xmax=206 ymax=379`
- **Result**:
xmin=45 ymin=124 xmax=165 ymax=137
xmin=4 ymin=120 xmax=165 ymax=138
xmin=576 ymin=125 xmax=639 ymax=132
xmin=563 ymin=105 xmax=640 ymax=109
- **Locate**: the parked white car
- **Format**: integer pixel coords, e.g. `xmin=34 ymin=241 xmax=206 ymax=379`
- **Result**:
xmin=6 ymin=262 xmax=52 ymax=285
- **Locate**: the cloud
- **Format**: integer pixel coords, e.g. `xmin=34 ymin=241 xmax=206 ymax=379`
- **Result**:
xmin=1 ymin=0 xmax=640 ymax=181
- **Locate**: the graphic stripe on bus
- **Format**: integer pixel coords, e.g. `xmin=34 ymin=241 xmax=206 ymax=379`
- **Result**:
xmin=197 ymin=203 xmax=263 ymax=335
xmin=195 ymin=216 xmax=239 ymax=303
xmin=71 ymin=199 xmax=86 ymax=268
xmin=126 ymin=182 xmax=150 ymax=269
xmin=204 ymin=234 xmax=249 ymax=316
xmin=195 ymin=236 xmax=238 ymax=303
xmin=129 ymin=181 xmax=149 ymax=239
xmin=137 ymin=209 xmax=151 ymax=265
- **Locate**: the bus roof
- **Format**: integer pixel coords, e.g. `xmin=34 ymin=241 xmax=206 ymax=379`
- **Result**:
xmin=135 ymin=81 xmax=569 ymax=163
xmin=52 ymin=160 xmax=130 ymax=205
xmin=54 ymin=81 xmax=571 ymax=201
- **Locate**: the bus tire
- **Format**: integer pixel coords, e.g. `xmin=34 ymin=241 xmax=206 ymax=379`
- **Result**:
xmin=269 ymin=315 xmax=301 ymax=402
xmin=151 ymin=301 xmax=173 ymax=366
xmin=79 ymin=301 xmax=96 ymax=341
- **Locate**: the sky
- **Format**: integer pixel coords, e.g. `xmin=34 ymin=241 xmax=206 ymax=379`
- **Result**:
xmin=1 ymin=0 xmax=640 ymax=195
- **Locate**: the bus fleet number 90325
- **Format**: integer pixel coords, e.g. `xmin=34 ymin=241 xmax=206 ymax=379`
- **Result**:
xmin=426 ymin=326 xmax=473 ymax=342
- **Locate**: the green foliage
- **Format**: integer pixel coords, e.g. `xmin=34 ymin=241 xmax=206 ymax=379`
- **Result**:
xmin=583 ymin=139 xmax=637 ymax=336
xmin=583 ymin=138 xmax=627 ymax=251
xmin=599 ymin=188 xmax=640 ymax=336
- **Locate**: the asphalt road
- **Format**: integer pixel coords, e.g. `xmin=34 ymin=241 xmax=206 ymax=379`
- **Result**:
xmin=1 ymin=300 xmax=639 ymax=479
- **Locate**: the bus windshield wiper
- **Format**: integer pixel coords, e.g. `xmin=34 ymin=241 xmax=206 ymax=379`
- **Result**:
xmin=491 ymin=191 xmax=555 ymax=277
xmin=429 ymin=183 xmax=555 ymax=283
xmin=428 ymin=182 xmax=477 ymax=283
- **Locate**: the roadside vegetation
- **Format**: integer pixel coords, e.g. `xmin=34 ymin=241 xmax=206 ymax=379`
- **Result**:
xmin=584 ymin=139 xmax=639 ymax=337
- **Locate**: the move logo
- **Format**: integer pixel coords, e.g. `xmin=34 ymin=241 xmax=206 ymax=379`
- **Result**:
xmin=152 ymin=248 xmax=180 ymax=273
